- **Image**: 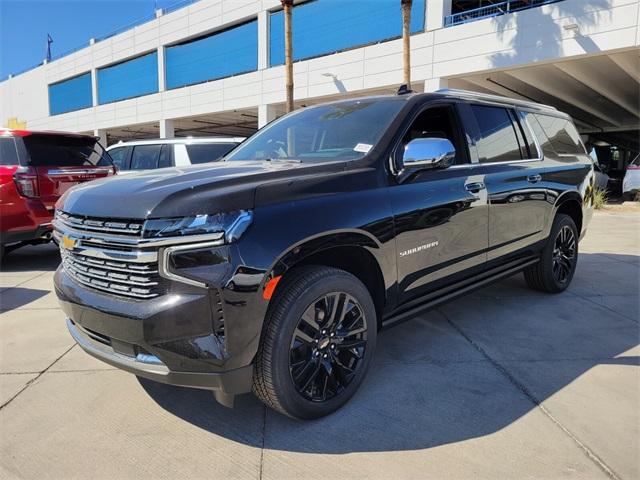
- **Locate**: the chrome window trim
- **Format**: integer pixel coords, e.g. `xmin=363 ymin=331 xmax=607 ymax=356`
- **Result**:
xmin=448 ymin=157 xmax=543 ymax=169
xmin=159 ymin=240 xmax=225 ymax=288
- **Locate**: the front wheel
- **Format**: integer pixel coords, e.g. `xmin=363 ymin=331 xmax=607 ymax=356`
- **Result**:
xmin=524 ymin=214 xmax=579 ymax=293
xmin=253 ymin=266 xmax=377 ymax=419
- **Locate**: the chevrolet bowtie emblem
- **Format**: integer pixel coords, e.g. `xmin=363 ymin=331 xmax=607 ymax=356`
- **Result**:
xmin=61 ymin=235 xmax=77 ymax=250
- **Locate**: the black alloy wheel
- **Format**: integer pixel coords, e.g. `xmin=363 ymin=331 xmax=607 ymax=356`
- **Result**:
xmin=524 ymin=213 xmax=579 ymax=293
xmin=289 ymin=292 xmax=368 ymax=402
xmin=551 ymin=225 xmax=577 ymax=285
xmin=253 ymin=266 xmax=377 ymax=419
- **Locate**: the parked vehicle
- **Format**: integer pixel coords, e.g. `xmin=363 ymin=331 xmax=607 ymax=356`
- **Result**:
xmin=106 ymin=137 xmax=244 ymax=173
xmin=622 ymin=154 xmax=640 ymax=201
xmin=53 ymin=89 xmax=594 ymax=419
xmin=0 ymin=129 xmax=114 ymax=260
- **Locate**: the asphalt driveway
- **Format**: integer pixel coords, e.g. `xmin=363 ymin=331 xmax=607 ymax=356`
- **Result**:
xmin=0 ymin=210 xmax=638 ymax=479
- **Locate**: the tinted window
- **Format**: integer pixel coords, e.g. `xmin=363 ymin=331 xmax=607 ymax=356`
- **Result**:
xmin=522 ymin=111 xmax=554 ymax=157
xmin=401 ymin=105 xmax=468 ymax=165
xmin=108 ymin=146 xmax=131 ymax=170
xmin=533 ymin=114 xmax=584 ymax=155
xmin=130 ymin=145 xmax=161 ymax=170
xmin=22 ymin=134 xmax=111 ymax=167
xmin=186 ymin=143 xmax=237 ymax=164
xmin=470 ymin=105 xmax=522 ymax=163
xmin=227 ymin=98 xmax=406 ymax=163
xmin=0 ymin=137 xmax=20 ymax=166
xmin=158 ymin=144 xmax=173 ymax=168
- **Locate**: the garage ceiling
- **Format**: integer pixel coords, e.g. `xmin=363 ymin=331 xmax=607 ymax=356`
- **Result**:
xmin=449 ymin=49 xmax=639 ymax=149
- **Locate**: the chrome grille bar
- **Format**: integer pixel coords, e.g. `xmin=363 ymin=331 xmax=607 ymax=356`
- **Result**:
xmin=56 ymin=211 xmax=143 ymax=236
xmin=55 ymin=210 xmax=224 ymax=299
xmin=60 ymin=245 xmax=163 ymax=299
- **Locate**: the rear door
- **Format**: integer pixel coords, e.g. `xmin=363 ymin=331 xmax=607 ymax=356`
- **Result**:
xmin=22 ymin=134 xmax=114 ymax=210
xmin=462 ymin=103 xmax=549 ymax=261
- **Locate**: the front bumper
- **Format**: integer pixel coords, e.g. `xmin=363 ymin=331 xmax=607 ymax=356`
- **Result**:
xmin=67 ymin=317 xmax=253 ymax=401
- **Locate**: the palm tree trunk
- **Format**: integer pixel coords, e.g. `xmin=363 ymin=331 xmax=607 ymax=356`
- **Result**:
xmin=401 ymin=0 xmax=412 ymax=89
xmin=282 ymin=0 xmax=294 ymax=113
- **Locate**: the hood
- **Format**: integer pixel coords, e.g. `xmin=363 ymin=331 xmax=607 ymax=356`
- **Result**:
xmin=60 ymin=160 xmax=341 ymax=219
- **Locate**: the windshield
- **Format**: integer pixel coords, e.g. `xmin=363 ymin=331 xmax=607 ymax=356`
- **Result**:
xmin=226 ymin=98 xmax=406 ymax=163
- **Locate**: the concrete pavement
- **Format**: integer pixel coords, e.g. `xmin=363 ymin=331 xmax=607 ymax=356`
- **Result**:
xmin=0 ymin=211 xmax=638 ymax=479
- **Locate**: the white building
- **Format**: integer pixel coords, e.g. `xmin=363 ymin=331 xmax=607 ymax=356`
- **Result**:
xmin=1 ymin=0 xmax=638 ymax=159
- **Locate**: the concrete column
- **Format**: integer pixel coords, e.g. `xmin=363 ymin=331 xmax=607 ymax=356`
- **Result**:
xmin=94 ymin=129 xmax=108 ymax=146
xmin=157 ymin=45 xmax=166 ymax=92
xmin=424 ymin=77 xmax=449 ymax=92
xmin=159 ymin=119 xmax=174 ymax=138
xmin=426 ymin=0 xmax=451 ymax=31
xmin=91 ymin=69 xmax=99 ymax=106
xmin=257 ymin=10 xmax=269 ymax=70
xmin=258 ymin=104 xmax=277 ymax=128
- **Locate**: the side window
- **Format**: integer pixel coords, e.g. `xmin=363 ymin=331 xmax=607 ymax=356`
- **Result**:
xmin=522 ymin=111 xmax=554 ymax=157
xmin=533 ymin=114 xmax=585 ymax=155
xmin=186 ymin=143 xmax=238 ymax=164
xmin=400 ymin=105 xmax=468 ymax=165
xmin=130 ymin=145 xmax=161 ymax=170
xmin=0 ymin=137 xmax=20 ymax=166
xmin=158 ymin=144 xmax=173 ymax=168
xmin=108 ymin=146 xmax=131 ymax=170
xmin=470 ymin=105 xmax=522 ymax=163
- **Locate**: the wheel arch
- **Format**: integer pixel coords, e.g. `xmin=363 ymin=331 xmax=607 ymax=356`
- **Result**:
xmin=553 ymin=192 xmax=583 ymax=235
xmin=265 ymin=231 xmax=391 ymax=326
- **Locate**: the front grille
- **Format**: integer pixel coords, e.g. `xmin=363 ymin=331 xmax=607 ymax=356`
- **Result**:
xmin=56 ymin=210 xmax=144 ymax=236
xmin=61 ymin=249 xmax=163 ymax=299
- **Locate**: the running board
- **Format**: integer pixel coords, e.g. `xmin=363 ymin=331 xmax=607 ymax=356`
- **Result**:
xmin=381 ymin=257 xmax=539 ymax=330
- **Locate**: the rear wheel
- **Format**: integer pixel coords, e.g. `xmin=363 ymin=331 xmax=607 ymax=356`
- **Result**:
xmin=524 ymin=214 xmax=578 ymax=293
xmin=253 ymin=266 xmax=377 ymax=419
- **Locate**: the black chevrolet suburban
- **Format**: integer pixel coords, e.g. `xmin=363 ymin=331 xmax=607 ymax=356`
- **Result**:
xmin=54 ymin=89 xmax=594 ymax=419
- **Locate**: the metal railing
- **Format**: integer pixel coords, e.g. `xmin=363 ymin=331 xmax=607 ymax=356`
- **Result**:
xmin=444 ymin=0 xmax=566 ymax=27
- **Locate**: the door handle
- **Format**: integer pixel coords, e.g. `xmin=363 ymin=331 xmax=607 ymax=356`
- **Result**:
xmin=465 ymin=182 xmax=485 ymax=193
xmin=527 ymin=174 xmax=542 ymax=184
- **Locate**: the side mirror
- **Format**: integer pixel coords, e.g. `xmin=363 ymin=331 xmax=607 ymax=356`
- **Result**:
xmin=401 ymin=138 xmax=456 ymax=172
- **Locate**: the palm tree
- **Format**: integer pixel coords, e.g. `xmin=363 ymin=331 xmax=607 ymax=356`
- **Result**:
xmin=401 ymin=0 xmax=412 ymax=89
xmin=281 ymin=0 xmax=294 ymax=113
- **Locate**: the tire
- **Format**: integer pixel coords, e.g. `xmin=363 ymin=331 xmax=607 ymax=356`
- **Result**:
xmin=253 ymin=266 xmax=377 ymax=419
xmin=524 ymin=214 xmax=579 ymax=293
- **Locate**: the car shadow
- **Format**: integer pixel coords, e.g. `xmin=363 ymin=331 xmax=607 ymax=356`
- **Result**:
xmin=135 ymin=251 xmax=637 ymax=453
xmin=0 ymin=287 xmax=49 ymax=311
xmin=1 ymin=243 xmax=60 ymax=273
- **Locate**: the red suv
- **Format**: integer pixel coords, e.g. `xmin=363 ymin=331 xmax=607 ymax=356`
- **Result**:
xmin=0 ymin=129 xmax=114 ymax=260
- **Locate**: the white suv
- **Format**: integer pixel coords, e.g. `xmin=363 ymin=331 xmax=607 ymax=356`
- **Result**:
xmin=106 ymin=137 xmax=244 ymax=173
xmin=622 ymin=154 xmax=640 ymax=201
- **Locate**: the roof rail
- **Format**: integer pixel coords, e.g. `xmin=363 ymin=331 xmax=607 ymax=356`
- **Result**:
xmin=436 ymin=88 xmax=558 ymax=112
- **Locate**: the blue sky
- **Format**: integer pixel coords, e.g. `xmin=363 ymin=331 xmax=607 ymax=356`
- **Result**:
xmin=0 ymin=0 xmax=177 ymax=79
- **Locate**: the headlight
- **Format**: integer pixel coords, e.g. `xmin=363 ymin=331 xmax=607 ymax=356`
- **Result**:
xmin=143 ymin=210 xmax=252 ymax=242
